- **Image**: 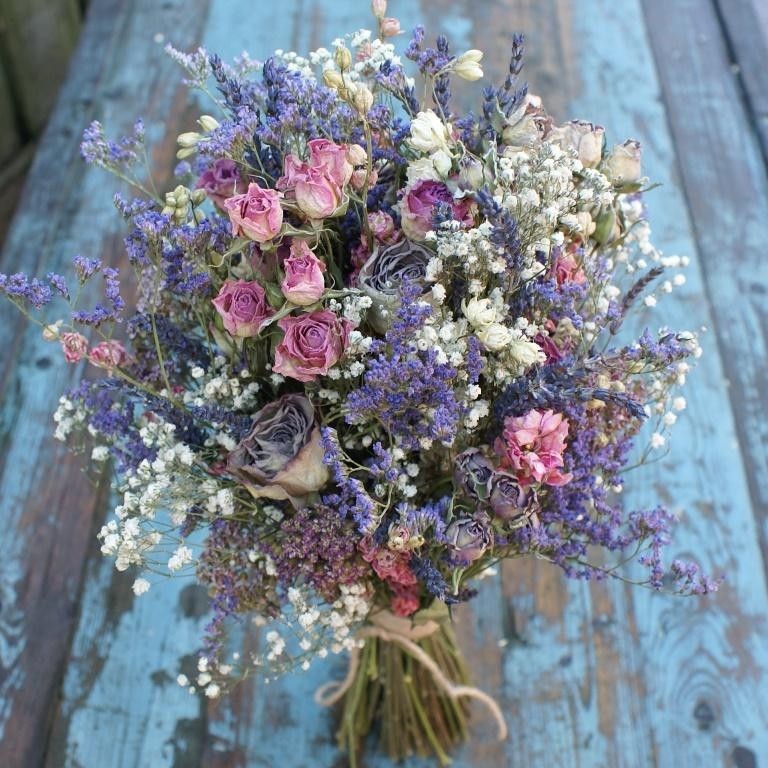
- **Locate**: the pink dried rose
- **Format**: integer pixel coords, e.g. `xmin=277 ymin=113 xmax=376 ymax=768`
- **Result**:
xmin=294 ymin=165 xmax=342 ymax=220
xmin=553 ymin=249 xmax=586 ymax=286
xmin=212 ymin=280 xmax=274 ymax=338
xmin=195 ymin=158 xmax=246 ymax=209
xmin=89 ymin=340 xmax=127 ymax=370
xmin=308 ymin=138 xmax=353 ymax=187
xmin=223 ymin=183 xmax=283 ymax=242
xmin=281 ymin=240 xmax=326 ymax=306
xmin=390 ymin=584 xmax=420 ymax=617
xmin=273 ymin=310 xmax=352 ymax=382
xmin=350 ymin=166 xmax=378 ymax=191
xmin=368 ymin=210 xmax=397 ymax=244
xmin=495 ymin=408 xmax=573 ymax=487
xmin=346 ymin=143 xmax=368 ymax=167
xmin=60 ymin=332 xmax=88 ymax=363
xmin=358 ymin=536 xmax=378 ymax=563
xmin=380 ymin=17 xmax=402 ymax=37
xmin=550 ymin=120 xmax=605 ymax=168
xmin=399 ymin=179 xmax=474 ymax=241
xmin=276 ymin=154 xmax=309 ymax=191
xmin=370 ymin=549 xmax=417 ymax=584
xmin=604 ymin=139 xmax=642 ymax=184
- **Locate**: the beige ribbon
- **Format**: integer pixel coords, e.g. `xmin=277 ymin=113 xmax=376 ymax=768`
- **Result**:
xmin=314 ymin=610 xmax=508 ymax=741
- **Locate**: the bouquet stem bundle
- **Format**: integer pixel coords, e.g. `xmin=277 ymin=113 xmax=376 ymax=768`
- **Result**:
xmin=319 ymin=610 xmax=504 ymax=766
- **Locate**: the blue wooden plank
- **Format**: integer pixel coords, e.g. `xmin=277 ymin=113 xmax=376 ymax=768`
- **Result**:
xmin=570 ymin=0 xmax=768 ymax=766
xmin=24 ymin=1 xmax=768 ymax=768
xmin=644 ymin=0 xmax=768 ymax=576
xmin=0 ymin=0 xmax=209 ymax=765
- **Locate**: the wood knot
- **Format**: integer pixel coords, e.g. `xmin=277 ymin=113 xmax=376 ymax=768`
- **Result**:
xmin=732 ymin=746 xmax=757 ymax=768
xmin=693 ymin=699 xmax=716 ymax=731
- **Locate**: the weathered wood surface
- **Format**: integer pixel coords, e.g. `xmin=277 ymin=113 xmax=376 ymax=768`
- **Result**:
xmin=714 ymin=0 xmax=768 ymax=163
xmin=1 ymin=0 xmax=767 ymax=766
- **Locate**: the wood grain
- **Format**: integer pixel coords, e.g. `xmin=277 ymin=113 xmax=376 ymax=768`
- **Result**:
xmin=714 ymin=0 xmax=768 ymax=164
xmin=0 ymin=0 xmax=208 ymax=765
xmin=643 ymin=0 xmax=768 ymax=579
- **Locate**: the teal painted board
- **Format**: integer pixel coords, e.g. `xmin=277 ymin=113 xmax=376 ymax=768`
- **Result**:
xmin=643 ymin=0 xmax=768 ymax=576
xmin=714 ymin=0 xmax=768 ymax=162
xmin=558 ymin=0 xmax=768 ymax=764
xmin=0 ymin=0 xmax=209 ymax=765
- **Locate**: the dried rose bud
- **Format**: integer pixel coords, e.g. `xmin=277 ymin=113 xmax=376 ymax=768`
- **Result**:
xmin=445 ymin=516 xmax=492 ymax=563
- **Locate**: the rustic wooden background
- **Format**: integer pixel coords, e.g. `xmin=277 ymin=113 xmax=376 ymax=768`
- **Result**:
xmin=1 ymin=0 xmax=767 ymax=766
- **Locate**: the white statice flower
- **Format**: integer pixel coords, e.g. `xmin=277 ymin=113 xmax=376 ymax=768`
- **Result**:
xmin=476 ymin=323 xmax=512 ymax=351
xmin=405 ymin=155 xmax=442 ymax=184
xmin=132 ymin=578 xmax=151 ymax=596
xmin=168 ymin=545 xmax=193 ymax=572
xmin=430 ymin=284 xmax=446 ymax=304
xmin=464 ymin=400 xmax=490 ymax=430
xmin=204 ymin=683 xmax=221 ymax=699
xmin=53 ymin=396 xmax=87 ymax=441
xmin=91 ymin=445 xmax=109 ymax=462
xmin=408 ymin=110 xmax=453 ymax=155
xmin=462 ymin=297 xmax=497 ymax=328
xmin=650 ymin=432 xmax=666 ymax=449
xmin=673 ymin=396 xmax=687 ymax=411
xmin=507 ymin=332 xmax=546 ymax=369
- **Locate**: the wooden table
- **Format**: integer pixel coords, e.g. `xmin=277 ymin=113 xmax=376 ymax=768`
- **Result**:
xmin=1 ymin=1 xmax=767 ymax=765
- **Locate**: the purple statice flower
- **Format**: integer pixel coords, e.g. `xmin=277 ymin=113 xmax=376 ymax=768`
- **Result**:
xmin=466 ymin=334 xmax=485 ymax=385
xmin=669 ymin=559 xmax=722 ymax=595
xmin=80 ymin=119 xmax=145 ymax=169
xmin=376 ymin=59 xmax=419 ymax=115
xmin=199 ymin=107 xmax=261 ymax=160
xmin=404 ymin=26 xmax=453 ymax=79
xmin=113 ymin=193 xmax=157 ymax=220
xmin=345 ymin=282 xmax=464 ymax=451
xmin=622 ymin=328 xmax=695 ymax=366
xmin=123 ymin=209 xmax=171 ymax=267
xmin=47 ymin=273 xmax=70 ymax=300
xmin=71 ymin=266 xmax=125 ymax=327
xmin=411 ymin=555 xmax=455 ymax=603
xmin=368 ymin=442 xmax=399 ymax=483
xmin=268 ymin=506 xmax=369 ymax=602
xmin=481 ymin=33 xmax=527 ymax=139
xmin=404 ymin=497 xmax=449 ymax=543
xmin=198 ymin=516 xmax=282 ymax=657
xmin=629 ymin=506 xmax=675 ymax=588
xmin=475 ymin=189 xmax=524 ymax=275
xmin=0 ymin=272 xmax=54 ymax=308
xmin=73 ymin=255 xmax=102 ymax=282
xmin=320 ymin=427 xmax=377 ymax=533
xmin=68 ymin=379 xmax=152 ymax=471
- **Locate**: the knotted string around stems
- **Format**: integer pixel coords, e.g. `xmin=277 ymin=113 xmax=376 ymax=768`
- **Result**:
xmin=314 ymin=610 xmax=508 ymax=741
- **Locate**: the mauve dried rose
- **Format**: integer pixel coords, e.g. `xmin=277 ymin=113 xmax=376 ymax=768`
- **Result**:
xmin=357 ymin=238 xmax=432 ymax=332
xmin=226 ymin=394 xmax=328 ymax=502
xmin=445 ymin=516 xmax=492 ymax=563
